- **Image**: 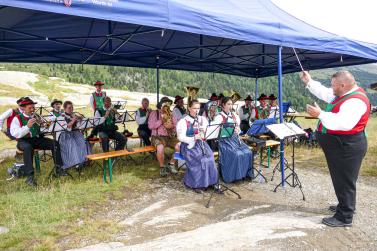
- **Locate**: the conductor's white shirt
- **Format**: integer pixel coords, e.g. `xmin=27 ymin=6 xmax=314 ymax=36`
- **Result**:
xmin=306 ymin=80 xmax=367 ymax=131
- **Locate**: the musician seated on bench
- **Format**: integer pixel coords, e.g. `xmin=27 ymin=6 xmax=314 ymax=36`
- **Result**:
xmin=136 ymin=98 xmax=152 ymax=146
xmin=177 ymin=99 xmax=218 ymax=193
xmin=94 ymin=96 xmax=126 ymax=152
xmin=148 ymin=97 xmax=180 ymax=177
xmin=10 ymin=97 xmax=65 ymax=187
xmin=213 ymin=97 xmax=253 ymax=183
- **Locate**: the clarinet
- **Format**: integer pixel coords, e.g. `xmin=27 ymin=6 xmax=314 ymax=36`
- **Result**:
xmin=194 ymin=115 xmax=206 ymax=156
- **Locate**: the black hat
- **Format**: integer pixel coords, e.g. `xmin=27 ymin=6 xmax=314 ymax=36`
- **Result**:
xmin=157 ymin=97 xmax=173 ymax=109
xmin=209 ymin=93 xmax=218 ymax=101
xmin=19 ymin=97 xmax=37 ymax=107
xmin=50 ymin=99 xmax=63 ymax=107
xmin=16 ymin=97 xmax=25 ymax=105
xmin=257 ymin=93 xmax=268 ymax=101
xmin=244 ymin=95 xmax=253 ymax=101
xmin=268 ymin=94 xmax=277 ymax=100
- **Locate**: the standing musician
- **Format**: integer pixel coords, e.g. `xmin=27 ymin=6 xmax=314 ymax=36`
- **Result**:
xmin=94 ymin=96 xmax=126 ymax=152
xmin=177 ymin=99 xmax=218 ymax=192
xmin=10 ymin=97 xmax=64 ymax=186
xmin=0 ymin=97 xmax=25 ymax=140
xmin=213 ymin=97 xmax=253 ymax=183
xmin=256 ymin=94 xmax=270 ymax=119
xmin=136 ymin=98 xmax=152 ymax=146
xmin=172 ymin=95 xmax=186 ymax=121
xmin=268 ymin=94 xmax=279 ymax=119
xmin=49 ymin=99 xmax=63 ymax=121
xmin=58 ymin=101 xmax=91 ymax=170
xmin=301 ymin=70 xmax=370 ymax=227
xmin=90 ymin=81 xmax=106 ymax=113
xmin=238 ymin=95 xmax=257 ymax=133
xmin=148 ymin=97 xmax=180 ymax=177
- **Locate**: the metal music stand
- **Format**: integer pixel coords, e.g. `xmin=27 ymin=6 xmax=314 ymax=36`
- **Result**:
xmin=267 ymin=122 xmax=306 ymax=200
xmin=245 ymin=118 xmax=277 ymax=182
xmin=205 ymin=122 xmax=242 ymax=208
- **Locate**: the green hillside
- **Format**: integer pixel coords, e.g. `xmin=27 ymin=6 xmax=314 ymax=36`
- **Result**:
xmin=1 ymin=63 xmax=376 ymax=110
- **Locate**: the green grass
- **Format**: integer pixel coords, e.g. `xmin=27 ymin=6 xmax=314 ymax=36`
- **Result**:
xmin=0 ymin=84 xmax=31 ymax=99
xmin=0 ymin=154 xmax=160 ymax=250
xmin=31 ymin=77 xmax=65 ymax=101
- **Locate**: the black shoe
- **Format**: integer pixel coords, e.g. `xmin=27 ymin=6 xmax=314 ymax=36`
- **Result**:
xmin=329 ymin=205 xmax=337 ymax=213
xmin=25 ymin=176 xmax=37 ymax=187
xmin=322 ymin=217 xmax=352 ymax=227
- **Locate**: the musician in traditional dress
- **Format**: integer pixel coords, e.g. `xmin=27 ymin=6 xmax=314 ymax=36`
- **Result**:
xmin=177 ymin=99 xmax=218 ymax=192
xmin=213 ymin=97 xmax=253 ymax=183
xmin=136 ymin=98 xmax=152 ymax=146
xmin=268 ymin=94 xmax=279 ymax=119
xmin=238 ymin=95 xmax=257 ymax=133
xmin=256 ymin=94 xmax=270 ymax=119
xmin=148 ymin=97 xmax=180 ymax=176
xmin=10 ymin=97 xmax=64 ymax=186
xmin=57 ymin=101 xmax=91 ymax=169
xmin=94 ymin=96 xmax=126 ymax=152
xmin=172 ymin=95 xmax=186 ymax=121
xmin=0 ymin=97 xmax=25 ymax=140
xmin=90 ymin=81 xmax=106 ymax=113
xmin=48 ymin=99 xmax=63 ymax=121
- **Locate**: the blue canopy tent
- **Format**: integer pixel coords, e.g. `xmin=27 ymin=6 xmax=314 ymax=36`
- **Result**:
xmin=1 ymin=0 xmax=377 ymax=187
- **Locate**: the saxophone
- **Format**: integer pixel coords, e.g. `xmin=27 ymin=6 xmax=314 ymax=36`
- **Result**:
xmin=161 ymin=104 xmax=175 ymax=137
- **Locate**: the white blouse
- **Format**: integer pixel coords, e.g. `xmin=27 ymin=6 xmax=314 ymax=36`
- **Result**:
xmin=177 ymin=114 xmax=209 ymax=149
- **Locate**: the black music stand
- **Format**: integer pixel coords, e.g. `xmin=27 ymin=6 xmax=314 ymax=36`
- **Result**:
xmin=205 ymin=122 xmax=242 ymax=208
xmin=246 ymin=118 xmax=277 ymax=183
xmin=267 ymin=123 xmax=306 ymax=200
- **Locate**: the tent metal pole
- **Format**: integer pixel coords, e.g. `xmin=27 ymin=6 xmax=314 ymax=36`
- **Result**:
xmin=156 ymin=55 xmax=160 ymax=102
xmin=277 ymin=46 xmax=285 ymax=187
xmin=255 ymin=77 xmax=259 ymax=101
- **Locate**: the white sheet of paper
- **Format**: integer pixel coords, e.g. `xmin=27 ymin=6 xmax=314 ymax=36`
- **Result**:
xmin=267 ymin=122 xmax=306 ymax=139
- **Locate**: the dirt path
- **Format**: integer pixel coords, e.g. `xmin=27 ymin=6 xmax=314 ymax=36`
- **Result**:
xmin=66 ymin=167 xmax=377 ymax=251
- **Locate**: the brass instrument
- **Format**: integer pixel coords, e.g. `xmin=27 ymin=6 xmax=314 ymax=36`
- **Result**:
xmin=186 ymin=86 xmax=199 ymax=108
xmin=73 ymin=112 xmax=85 ymax=120
xmin=161 ymin=103 xmax=175 ymax=137
xmin=230 ymin=91 xmax=241 ymax=104
xmin=33 ymin=113 xmax=51 ymax=128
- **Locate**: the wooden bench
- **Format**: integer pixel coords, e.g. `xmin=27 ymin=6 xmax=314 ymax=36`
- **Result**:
xmin=16 ymin=149 xmax=41 ymax=173
xmin=86 ymin=146 xmax=156 ymax=183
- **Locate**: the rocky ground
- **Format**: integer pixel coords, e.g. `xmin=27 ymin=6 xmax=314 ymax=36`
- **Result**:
xmin=64 ymin=165 xmax=377 ymax=251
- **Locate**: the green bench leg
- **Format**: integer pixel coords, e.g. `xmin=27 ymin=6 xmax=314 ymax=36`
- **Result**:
xmin=267 ymin=147 xmax=271 ymax=169
xmin=34 ymin=153 xmax=41 ymax=174
xmin=108 ymin=158 xmax=113 ymax=183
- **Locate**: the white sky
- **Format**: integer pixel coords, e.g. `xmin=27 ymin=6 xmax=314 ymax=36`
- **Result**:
xmin=272 ymin=0 xmax=377 ymax=44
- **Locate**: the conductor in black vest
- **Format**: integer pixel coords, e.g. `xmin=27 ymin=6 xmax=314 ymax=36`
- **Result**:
xmin=300 ymin=70 xmax=370 ymax=227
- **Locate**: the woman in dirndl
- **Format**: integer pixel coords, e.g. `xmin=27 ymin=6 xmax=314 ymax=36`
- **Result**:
xmin=57 ymin=101 xmax=91 ymax=169
xmin=176 ymin=99 xmax=218 ymax=192
xmin=213 ymin=97 xmax=253 ymax=183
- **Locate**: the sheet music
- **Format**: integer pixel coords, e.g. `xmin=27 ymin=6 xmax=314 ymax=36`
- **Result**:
xmin=267 ymin=122 xmax=306 ymax=139
xmin=204 ymin=123 xmax=221 ymax=140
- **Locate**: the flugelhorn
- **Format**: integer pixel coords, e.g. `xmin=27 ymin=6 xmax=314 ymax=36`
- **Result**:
xmin=33 ymin=113 xmax=51 ymax=128
xmin=230 ymin=91 xmax=241 ymax=104
xmin=186 ymin=86 xmax=199 ymax=108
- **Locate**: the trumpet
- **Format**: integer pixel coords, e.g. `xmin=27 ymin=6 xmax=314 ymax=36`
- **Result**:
xmin=73 ymin=112 xmax=85 ymax=120
xmin=32 ymin=113 xmax=51 ymax=128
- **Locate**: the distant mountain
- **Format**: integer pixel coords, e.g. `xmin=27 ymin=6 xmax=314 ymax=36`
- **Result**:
xmin=1 ymin=63 xmax=376 ymax=110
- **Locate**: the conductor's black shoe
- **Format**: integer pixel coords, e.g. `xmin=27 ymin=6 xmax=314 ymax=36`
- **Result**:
xmin=329 ymin=205 xmax=337 ymax=213
xmin=25 ymin=176 xmax=37 ymax=187
xmin=322 ymin=217 xmax=352 ymax=227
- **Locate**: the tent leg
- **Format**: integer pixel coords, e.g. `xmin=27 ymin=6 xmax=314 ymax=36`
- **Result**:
xmin=156 ymin=56 xmax=160 ymax=102
xmin=255 ymin=78 xmax=259 ymax=105
xmin=277 ymin=46 xmax=285 ymax=188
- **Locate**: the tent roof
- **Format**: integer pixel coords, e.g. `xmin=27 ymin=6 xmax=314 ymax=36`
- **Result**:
xmin=0 ymin=0 xmax=376 ymax=78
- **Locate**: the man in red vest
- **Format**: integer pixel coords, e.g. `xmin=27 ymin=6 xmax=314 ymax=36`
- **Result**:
xmin=301 ymin=70 xmax=370 ymax=227
xmin=0 ymin=97 xmax=25 ymax=140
